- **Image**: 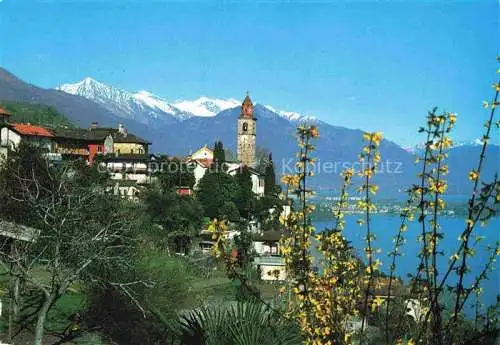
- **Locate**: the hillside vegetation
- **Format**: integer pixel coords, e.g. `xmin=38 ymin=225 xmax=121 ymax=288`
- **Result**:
xmin=0 ymin=101 xmax=74 ymax=128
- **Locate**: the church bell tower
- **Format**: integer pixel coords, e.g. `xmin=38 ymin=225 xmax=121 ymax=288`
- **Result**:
xmin=237 ymin=94 xmax=256 ymax=167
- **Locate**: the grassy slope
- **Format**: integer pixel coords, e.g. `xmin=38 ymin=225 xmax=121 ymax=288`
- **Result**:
xmin=0 ymin=101 xmax=74 ymax=128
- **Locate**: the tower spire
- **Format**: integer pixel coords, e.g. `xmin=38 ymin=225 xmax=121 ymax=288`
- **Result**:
xmin=237 ymin=93 xmax=257 ymax=167
xmin=241 ymin=93 xmax=254 ymax=118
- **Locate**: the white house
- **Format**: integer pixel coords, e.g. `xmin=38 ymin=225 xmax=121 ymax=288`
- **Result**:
xmin=188 ymin=146 xmax=265 ymax=197
xmin=99 ymin=153 xmax=158 ymax=185
xmin=187 ymin=145 xmax=214 ymax=188
xmin=253 ymin=256 xmax=287 ymax=281
xmin=268 ymin=201 xmax=292 ymax=220
xmin=227 ymin=165 xmax=265 ymax=197
xmin=252 ymin=230 xmax=281 ymax=255
xmin=109 ymin=181 xmax=142 ymax=201
xmin=189 ymin=159 xmax=213 ymax=188
xmin=0 ymin=124 xmax=54 ymax=152
xmin=188 ymin=145 xmax=214 ymax=161
xmin=251 ymin=231 xmax=286 ymax=281
xmin=103 ymin=160 xmax=150 ymax=183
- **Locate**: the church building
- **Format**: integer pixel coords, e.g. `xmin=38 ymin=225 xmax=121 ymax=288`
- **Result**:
xmin=237 ymin=95 xmax=256 ymax=167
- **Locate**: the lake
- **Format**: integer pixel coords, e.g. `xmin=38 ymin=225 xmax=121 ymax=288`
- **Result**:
xmin=314 ymin=215 xmax=500 ymax=312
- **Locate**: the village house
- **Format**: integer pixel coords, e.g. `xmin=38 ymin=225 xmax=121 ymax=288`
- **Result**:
xmin=0 ymin=106 xmax=11 ymax=160
xmin=226 ymin=165 xmax=265 ymax=196
xmin=188 ymin=156 xmax=213 ymax=188
xmin=65 ymin=123 xmax=150 ymax=162
xmin=109 ymin=180 xmax=142 ymax=201
xmin=176 ymin=186 xmax=193 ymax=197
xmin=0 ymin=113 xmax=151 ymax=166
xmin=251 ymin=230 xmax=286 ymax=281
xmin=109 ymin=124 xmax=150 ymax=155
xmin=94 ymin=125 xmax=152 ymax=199
xmin=187 ymin=145 xmax=265 ymax=196
xmin=186 ymin=145 xmax=215 ymax=190
xmin=0 ymin=123 xmax=55 ymax=153
xmin=102 ymin=153 xmax=156 ymax=184
xmin=186 ymin=95 xmax=265 ymax=195
xmin=252 ymin=230 xmax=281 ymax=256
xmin=0 ymin=105 xmax=55 ymax=155
xmin=253 ymin=256 xmax=287 ymax=281
xmin=188 ymin=145 xmax=213 ymax=161
xmin=0 ymin=112 xmax=152 ymax=200
xmin=50 ymin=125 xmax=108 ymax=163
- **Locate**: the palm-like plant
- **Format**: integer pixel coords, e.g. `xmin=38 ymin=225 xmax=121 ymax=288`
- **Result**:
xmin=175 ymin=301 xmax=303 ymax=345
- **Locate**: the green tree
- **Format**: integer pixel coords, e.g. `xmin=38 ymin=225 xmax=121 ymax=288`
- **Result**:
xmin=218 ymin=201 xmax=240 ymax=222
xmin=234 ymin=166 xmax=255 ymax=220
xmin=213 ymin=141 xmax=226 ymax=169
xmin=224 ymin=148 xmax=237 ymax=162
xmin=143 ymin=184 xmax=203 ymax=253
xmin=254 ymin=195 xmax=284 ymax=232
xmin=197 ymin=171 xmax=239 ymax=219
xmin=234 ymin=220 xmax=253 ymax=268
xmin=155 ymin=158 xmax=196 ymax=193
xmin=254 ymin=147 xmax=271 ymax=173
xmin=0 ymin=160 xmax=137 ymax=345
xmin=0 ymin=142 xmax=51 ymax=226
xmin=87 ymin=248 xmax=200 ymax=345
xmin=264 ymin=153 xmax=276 ymax=196
xmin=71 ymin=157 xmax=110 ymax=187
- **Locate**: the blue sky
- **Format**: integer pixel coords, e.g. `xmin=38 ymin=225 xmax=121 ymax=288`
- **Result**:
xmin=0 ymin=0 xmax=498 ymax=146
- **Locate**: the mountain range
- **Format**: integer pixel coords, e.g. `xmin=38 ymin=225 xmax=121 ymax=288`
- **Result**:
xmin=0 ymin=67 xmax=497 ymax=196
xmin=56 ymin=77 xmax=317 ymax=126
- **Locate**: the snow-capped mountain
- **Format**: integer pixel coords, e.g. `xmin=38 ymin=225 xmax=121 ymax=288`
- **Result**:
xmin=56 ymin=77 xmax=314 ymax=126
xmin=5 ymin=67 xmax=498 ymax=196
xmin=133 ymin=90 xmax=183 ymax=117
xmin=403 ymin=138 xmax=496 ymax=154
xmin=263 ymin=105 xmax=315 ymax=122
xmin=56 ymin=77 xmax=188 ymax=126
xmin=173 ymin=97 xmax=240 ymax=117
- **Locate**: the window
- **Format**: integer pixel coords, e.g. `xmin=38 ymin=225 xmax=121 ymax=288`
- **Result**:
xmin=97 ymin=146 xmax=102 ymax=153
xmin=242 ymin=122 xmax=248 ymax=132
xmin=131 ymin=149 xmax=134 ymax=154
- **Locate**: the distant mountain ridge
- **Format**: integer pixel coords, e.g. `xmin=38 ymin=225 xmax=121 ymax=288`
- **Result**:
xmin=158 ymin=104 xmax=418 ymax=194
xmin=1 ymin=68 xmax=498 ymax=195
xmin=57 ymin=77 xmax=189 ymax=126
xmin=173 ymin=96 xmax=241 ymax=117
xmin=0 ymin=68 xmax=118 ymax=128
xmin=403 ymin=139 xmax=492 ymax=154
xmin=56 ymin=77 xmax=314 ymax=124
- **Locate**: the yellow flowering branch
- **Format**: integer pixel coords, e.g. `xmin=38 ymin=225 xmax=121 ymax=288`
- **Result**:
xmin=385 ymin=186 xmax=418 ymax=344
xmin=280 ymin=124 xmax=363 ymax=345
xmin=449 ymin=78 xmax=500 ymax=328
xmin=358 ymin=131 xmax=383 ymax=343
xmin=414 ymin=62 xmax=500 ymax=345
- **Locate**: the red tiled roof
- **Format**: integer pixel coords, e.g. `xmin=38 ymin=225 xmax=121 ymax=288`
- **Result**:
xmin=12 ymin=123 xmax=54 ymax=137
xmin=196 ymin=158 xmax=213 ymax=168
xmin=176 ymin=188 xmax=193 ymax=197
xmin=0 ymin=106 xmax=11 ymax=117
